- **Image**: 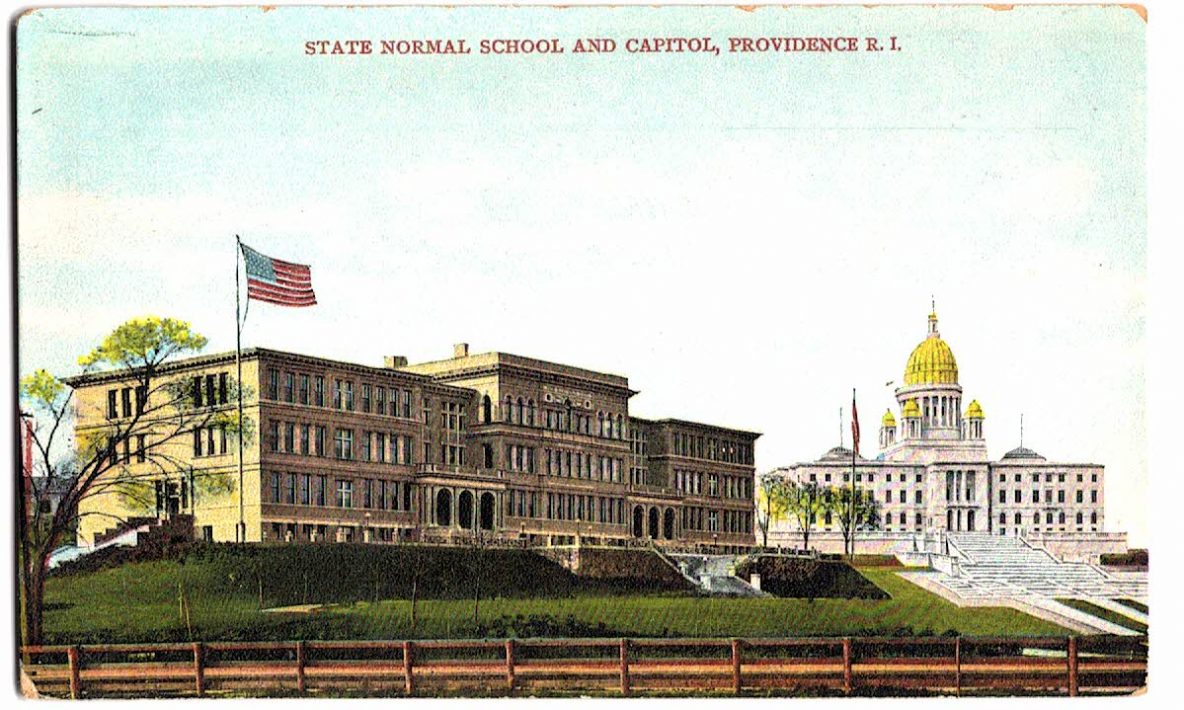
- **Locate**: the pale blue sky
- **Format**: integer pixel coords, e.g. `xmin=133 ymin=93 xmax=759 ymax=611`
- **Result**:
xmin=16 ymin=5 xmax=1147 ymax=542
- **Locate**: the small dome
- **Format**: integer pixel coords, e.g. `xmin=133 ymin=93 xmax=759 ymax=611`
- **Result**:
xmin=966 ymin=400 xmax=984 ymax=419
xmin=820 ymin=446 xmax=863 ymax=462
xmin=901 ymin=398 xmax=921 ymax=418
xmin=1002 ymin=446 xmax=1045 ymax=461
xmin=903 ymin=311 xmax=959 ymax=385
xmin=881 ymin=409 xmax=896 ymax=427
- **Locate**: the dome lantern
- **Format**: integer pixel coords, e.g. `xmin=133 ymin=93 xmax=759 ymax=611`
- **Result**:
xmin=904 ymin=308 xmax=959 ymax=385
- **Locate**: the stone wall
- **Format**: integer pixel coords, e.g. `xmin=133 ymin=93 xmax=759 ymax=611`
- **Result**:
xmin=1024 ymin=531 xmax=1128 ymax=564
xmin=535 ymin=545 xmax=691 ymax=589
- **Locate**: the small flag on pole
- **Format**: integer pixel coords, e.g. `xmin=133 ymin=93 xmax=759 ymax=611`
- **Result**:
xmin=851 ymin=390 xmax=861 ymax=457
xmin=241 ymin=243 xmax=317 ymax=307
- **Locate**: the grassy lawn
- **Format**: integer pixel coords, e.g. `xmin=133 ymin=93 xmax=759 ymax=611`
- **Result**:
xmin=43 ymin=562 xmax=1068 ymax=644
xmin=1056 ymin=598 xmax=1147 ymax=634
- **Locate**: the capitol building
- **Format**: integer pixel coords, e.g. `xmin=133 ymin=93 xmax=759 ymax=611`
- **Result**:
xmin=767 ymin=308 xmax=1128 ymax=563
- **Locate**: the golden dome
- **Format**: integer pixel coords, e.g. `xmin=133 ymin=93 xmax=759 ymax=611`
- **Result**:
xmin=901 ymin=398 xmax=920 ymax=418
xmin=881 ymin=409 xmax=896 ymax=427
xmin=903 ymin=311 xmax=959 ymax=385
xmin=966 ymin=400 xmax=984 ymax=419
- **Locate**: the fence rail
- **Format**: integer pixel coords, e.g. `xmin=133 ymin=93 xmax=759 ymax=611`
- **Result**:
xmin=21 ymin=635 xmax=1146 ymax=698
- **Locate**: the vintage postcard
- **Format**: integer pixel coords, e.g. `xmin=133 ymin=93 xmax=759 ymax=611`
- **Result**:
xmin=12 ymin=2 xmax=1148 ymax=699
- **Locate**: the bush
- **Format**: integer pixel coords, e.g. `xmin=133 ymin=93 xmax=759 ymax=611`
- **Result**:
xmin=1100 ymin=549 xmax=1148 ymax=567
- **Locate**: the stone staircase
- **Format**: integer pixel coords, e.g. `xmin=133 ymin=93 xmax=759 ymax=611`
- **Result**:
xmin=903 ymin=533 xmax=1148 ymax=635
xmin=949 ymin=533 xmax=1147 ymax=600
xmin=669 ymin=553 xmax=767 ymax=597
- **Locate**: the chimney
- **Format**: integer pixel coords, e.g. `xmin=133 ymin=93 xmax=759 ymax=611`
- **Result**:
xmin=453 ymin=343 xmax=470 ymax=358
xmin=384 ymin=355 xmax=408 ymax=369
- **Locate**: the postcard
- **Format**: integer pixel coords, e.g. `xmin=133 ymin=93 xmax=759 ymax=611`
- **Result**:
xmin=13 ymin=2 xmax=1148 ymax=699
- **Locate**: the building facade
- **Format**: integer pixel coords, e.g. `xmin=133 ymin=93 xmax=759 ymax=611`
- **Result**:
xmin=768 ymin=309 xmax=1123 ymax=560
xmin=71 ymin=344 xmax=758 ymax=550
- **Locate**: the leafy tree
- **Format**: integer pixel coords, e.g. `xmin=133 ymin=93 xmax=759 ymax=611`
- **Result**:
xmin=785 ymin=480 xmax=828 ymax=551
xmin=755 ymin=472 xmax=792 ymax=548
xmin=18 ymin=317 xmax=246 ymax=646
xmin=830 ymin=485 xmax=882 ymax=557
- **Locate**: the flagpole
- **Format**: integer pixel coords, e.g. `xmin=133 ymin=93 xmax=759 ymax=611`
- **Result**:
xmin=850 ymin=388 xmax=856 ymax=558
xmin=235 ymin=235 xmax=246 ymax=543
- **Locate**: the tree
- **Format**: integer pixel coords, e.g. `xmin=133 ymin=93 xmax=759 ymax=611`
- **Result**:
xmin=785 ymin=480 xmax=828 ymax=551
xmin=830 ymin=485 xmax=882 ymax=557
xmin=755 ymin=472 xmax=792 ymax=548
xmin=18 ymin=317 xmax=244 ymax=647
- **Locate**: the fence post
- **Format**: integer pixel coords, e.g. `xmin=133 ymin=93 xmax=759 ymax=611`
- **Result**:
xmin=193 ymin=642 xmax=205 ymax=696
xmin=1067 ymin=636 xmax=1078 ymax=697
xmin=67 ymin=646 xmax=81 ymax=700
xmin=619 ymin=638 xmax=631 ymax=697
xmin=505 ymin=639 xmax=516 ymax=691
xmin=954 ymin=637 xmax=961 ymax=697
xmin=296 ymin=641 xmax=306 ymax=693
xmin=731 ymin=639 xmax=742 ymax=694
xmin=842 ymin=638 xmax=852 ymax=694
xmin=403 ymin=641 xmax=415 ymax=696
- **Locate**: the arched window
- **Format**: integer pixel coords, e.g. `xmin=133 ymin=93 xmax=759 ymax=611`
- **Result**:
xmin=1076 ymin=512 xmax=1083 ymax=525
xmin=504 ymin=396 xmax=513 ymax=423
xmin=1014 ymin=512 xmax=1021 ymax=525
xmin=1033 ymin=512 xmax=1040 ymax=524
xmin=479 ymin=492 xmax=495 ymax=531
xmin=527 ymin=399 xmax=536 ymax=426
xmin=481 ymin=395 xmax=492 ymax=423
xmin=435 ymin=490 xmax=452 ymax=527
xmin=1091 ymin=511 xmax=1098 ymax=524
xmin=1058 ymin=511 xmax=1066 ymax=525
xmin=615 ymin=414 xmax=623 ymax=439
xmin=598 ymin=412 xmax=605 ymax=437
xmin=565 ymin=400 xmax=573 ymax=432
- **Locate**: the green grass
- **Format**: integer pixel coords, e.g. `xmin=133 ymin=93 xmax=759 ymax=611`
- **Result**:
xmin=43 ymin=560 xmax=1069 ymax=644
xmin=1114 ymin=598 xmax=1148 ymax=614
xmin=1056 ymin=599 xmax=1147 ymax=634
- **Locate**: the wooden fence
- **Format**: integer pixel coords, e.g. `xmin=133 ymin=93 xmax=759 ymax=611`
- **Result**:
xmin=21 ymin=635 xmax=1146 ymax=698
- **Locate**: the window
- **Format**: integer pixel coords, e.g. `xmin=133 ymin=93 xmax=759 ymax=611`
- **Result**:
xmin=268 ymin=421 xmax=280 ymax=453
xmin=299 ymin=375 xmax=310 ymax=405
xmin=362 ymin=384 xmax=372 ymax=413
xmin=315 ymin=426 xmax=326 ymax=457
xmin=300 ymin=475 xmax=311 ymax=505
xmin=999 ymin=489 xmax=1007 ymax=504
xmin=376 ymin=386 xmax=385 ymax=414
xmin=107 ymin=390 xmax=118 ymax=418
xmin=136 ymin=435 xmax=146 ymax=462
xmin=314 ymin=376 xmax=325 ymax=406
xmin=300 ymin=425 xmax=310 ymax=455
xmin=121 ymin=388 xmax=132 ymax=418
xmin=268 ymin=369 xmax=279 ymax=400
xmin=334 ymin=380 xmax=343 ymax=408
xmin=344 ymin=381 xmax=354 ymax=410
xmin=376 ymin=432 xmax=386 ymax=463
xmin=336 ymin=479 xmax=354 ymax=508
xmin=284 ymin=372 xmax=295 ymax=402
xmin=316 ymin=476 xmax=326 ymax=506
xmin=361 ymin=432 xmax=372 ymax=462
xmin=284 ymin=423 xmax=295 ymax=452
xmin=270 ymin=472 xmax=281 ymax=503
xmin=335 ymin=428 xmax=354 ymax=460
xmin=1091 ymin=490 xmax=1098 ymax=503
xmin=286 ymin=474 xmax=296 ymax=504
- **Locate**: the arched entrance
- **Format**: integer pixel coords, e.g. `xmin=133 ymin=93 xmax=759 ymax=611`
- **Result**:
xmin=479 ymin=492 xmax=496 ymax=531
xmin=663 ymin=508 xmax=675 ymax=540
xmin=458 ymin=491 xmax=475 ymax=530
xmin=436 ymin=490 xmax=452 ymax=527
xmin=632 ymin=506 xmax=645 ymax=537
xmin=648 ymin=507 xmax=659 ymax=539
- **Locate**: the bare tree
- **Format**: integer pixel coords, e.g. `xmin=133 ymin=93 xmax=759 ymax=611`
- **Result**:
xmin=18 ymin=317 xmax=246 ymax=646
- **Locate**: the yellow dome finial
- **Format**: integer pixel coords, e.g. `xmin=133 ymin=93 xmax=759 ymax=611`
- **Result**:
xmin=881 ymin=409 xmax=896 ymax=427
xmin=966 ymin=400 xmax=984 ymax=419
xmin=904 ymin=304 xmax=958 ymax=385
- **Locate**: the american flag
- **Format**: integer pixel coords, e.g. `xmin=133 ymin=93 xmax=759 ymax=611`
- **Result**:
xmin=851 ymin=390 xmax=861 ymax=457
xmin=241 ymin=243 xmax=317 ymax=307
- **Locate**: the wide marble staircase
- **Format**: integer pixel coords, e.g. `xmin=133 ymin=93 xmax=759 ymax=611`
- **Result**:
xmin=904 ymin=533 xmax=1148 ymax=635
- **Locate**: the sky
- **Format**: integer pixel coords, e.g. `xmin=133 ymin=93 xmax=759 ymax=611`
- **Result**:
xmin=14 ymin=4 xmax=1147 ymax=544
